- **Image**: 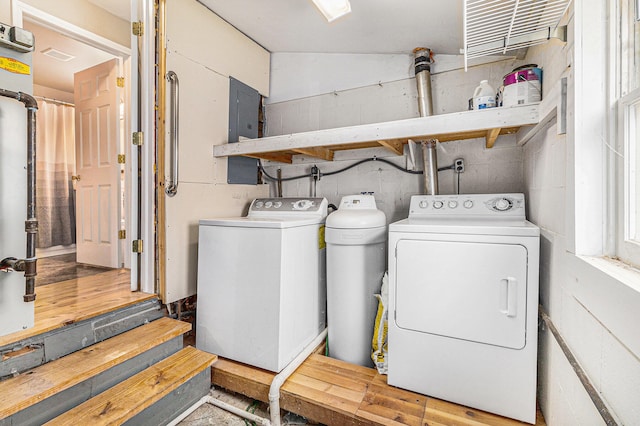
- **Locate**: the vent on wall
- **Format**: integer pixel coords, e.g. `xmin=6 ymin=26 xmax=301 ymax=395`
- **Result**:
xmin=462 ymin=0 xmax=571 ymax=69
xmin=41 ymin=47 xmax=75 ymax=62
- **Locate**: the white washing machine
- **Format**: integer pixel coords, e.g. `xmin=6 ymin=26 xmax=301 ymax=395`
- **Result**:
xmin=196 ymin=198 xmax=327 ymax=372
xmin=388 ymin=193 xmax=539 ymax=424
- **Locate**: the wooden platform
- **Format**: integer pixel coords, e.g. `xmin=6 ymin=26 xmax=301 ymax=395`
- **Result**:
xmin=0 ymin=269 xmax=154 ymax=348
xmin=212 ymin=354 xmax=546 ymax=426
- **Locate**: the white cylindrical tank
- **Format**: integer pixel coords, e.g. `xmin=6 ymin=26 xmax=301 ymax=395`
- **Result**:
xmin=325 ymin=195 xmax=386 ymax=367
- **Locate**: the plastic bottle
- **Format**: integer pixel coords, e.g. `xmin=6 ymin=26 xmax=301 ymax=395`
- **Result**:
xmin=472 ymin=80 xmax=496 ymax=110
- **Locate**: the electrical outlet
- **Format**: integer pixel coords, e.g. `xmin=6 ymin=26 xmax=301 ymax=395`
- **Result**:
xmin=454 ymin=158 xmax=465 ymax=173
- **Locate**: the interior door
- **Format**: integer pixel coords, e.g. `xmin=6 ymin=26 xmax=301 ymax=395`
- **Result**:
xmin=74 ymin=58 xmax=121 ymax=268
xmin=395 ymin=239 xmax=528 ymax=349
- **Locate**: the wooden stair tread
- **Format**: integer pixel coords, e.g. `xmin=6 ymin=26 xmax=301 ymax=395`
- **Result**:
xmin=0 ymin=317 xmax=190 ymax=418
xmin=0 ymin=269 xmax=156 ymax=348
xmin=45 ymin=346 xmax=217 ymax=425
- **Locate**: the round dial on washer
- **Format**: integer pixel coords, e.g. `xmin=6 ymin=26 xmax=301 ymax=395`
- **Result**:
xmin=448 ymin=200 xmax=458 ymax=209
xmin=265 ymin=201 xmax=273 ymax=208
xmin=419 ymin=200 xmax=429 ymax=209
xmin=293 ymin=200 xmax=313 ymax=210
xmin=273 ymin=201 xmax=282 ymax=208
xmin=463 ymin=200 xmax=474 ymax=209
xmin=433 ymin=200 xmax=444 ymax=209
xmin=254 ymin=201 xmax=264 ymax=208
xmin=495 ymin=198 xmax=513 ymax=211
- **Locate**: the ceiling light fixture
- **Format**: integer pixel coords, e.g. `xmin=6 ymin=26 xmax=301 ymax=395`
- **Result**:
xmin=310 ymin=0 xmax=351 ymax=22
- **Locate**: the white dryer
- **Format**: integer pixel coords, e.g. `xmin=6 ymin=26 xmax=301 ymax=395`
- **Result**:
xmin=388 ymin=193 xmax=539 ymax=424
xmin=196 ymin=198 xmax=327 ymax=372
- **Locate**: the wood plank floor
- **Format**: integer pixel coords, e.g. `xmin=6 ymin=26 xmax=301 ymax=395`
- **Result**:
xmin=212 ymin=354 xmax=546 ymax=426
xmin=0 ymin=269 xmax=155 ymax=347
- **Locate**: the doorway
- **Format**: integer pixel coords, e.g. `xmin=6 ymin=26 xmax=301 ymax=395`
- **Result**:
xmin=12 ymin=4 xmax=133 ymax=283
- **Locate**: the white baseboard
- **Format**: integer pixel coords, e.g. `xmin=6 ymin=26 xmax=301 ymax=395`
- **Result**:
xmin=36 ymin=245 xmax=77 ymax=258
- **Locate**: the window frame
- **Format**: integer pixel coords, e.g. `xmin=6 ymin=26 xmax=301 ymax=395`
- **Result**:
xmin=614 ymin=0 xmax=640 ymax=268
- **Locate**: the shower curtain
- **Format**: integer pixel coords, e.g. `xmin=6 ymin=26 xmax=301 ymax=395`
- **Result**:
xmin=35 ymin=100 xmax=76 ymax=248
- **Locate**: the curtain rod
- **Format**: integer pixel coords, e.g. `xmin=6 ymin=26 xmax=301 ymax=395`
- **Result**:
xmin=34 ymin=95 xmax=75 ymax=107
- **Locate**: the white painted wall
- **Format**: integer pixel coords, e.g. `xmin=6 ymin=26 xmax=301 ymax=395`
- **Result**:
xmin=524 ymin=3 xmax=640 ymax=424
xmin=163 ymin=0 xmax=269 ymax=303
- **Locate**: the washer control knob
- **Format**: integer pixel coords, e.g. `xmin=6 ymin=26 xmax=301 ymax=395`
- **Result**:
xmin=463 ymin=200 xmax=474 ymax=209
xmin=273 ymin=201 xmax=282 ymax=208
xmin=495 ymin=198 xmax=512 ymax=211
xmin=433 ymin=200 xmax=444 ymax=209
xmin=448 ymin=200 xmax=458 ymax=209
xmin=265 ymin=201 xmax=273 ymax=208
xmin=293 ymin=200 xmax=313 ymax=210
xmin=419 ymin=200 xmax=429 ymax=209
xmin=254 ymin=201 xmax=264 ymax=209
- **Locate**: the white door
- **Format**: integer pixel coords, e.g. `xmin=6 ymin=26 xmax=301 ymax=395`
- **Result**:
xmin=74 ymin=58 xmax=121 ymax=268
xmin=395 ymin=239 xmax=528 ymax=349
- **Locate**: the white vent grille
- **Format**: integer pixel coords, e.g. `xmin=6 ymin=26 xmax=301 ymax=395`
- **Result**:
xmin=463 ymin=0 xmax=571 ymax=69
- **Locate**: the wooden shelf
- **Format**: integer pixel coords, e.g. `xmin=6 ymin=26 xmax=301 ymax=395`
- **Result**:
xmin=212 ymin=104 xmax=541 ymax=164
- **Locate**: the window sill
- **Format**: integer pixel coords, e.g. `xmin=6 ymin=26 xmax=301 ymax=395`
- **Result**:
xmin=578 ymin=255 xmax=640 ymax=294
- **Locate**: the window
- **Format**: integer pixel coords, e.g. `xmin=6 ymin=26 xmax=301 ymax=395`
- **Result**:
xmin=616 ymin=0 xmax=640 ymax=267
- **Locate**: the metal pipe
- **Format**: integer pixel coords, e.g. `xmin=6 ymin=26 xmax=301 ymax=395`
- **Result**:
xmin=413 ymin=47 xmax=434 ymax=117
xmin=539 ymin=307 xmax=619 ymax=426
xmin=413 ymin=48 xmax=439 ymax=195
xmin=0 ymin=88 xmax=38 ymax=302
xmin=421 ymin=140 xmax=439 ymax=195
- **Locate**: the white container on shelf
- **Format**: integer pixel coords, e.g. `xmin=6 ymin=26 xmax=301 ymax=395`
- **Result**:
xmin=473 ymin=80 xmax=496 ymax=110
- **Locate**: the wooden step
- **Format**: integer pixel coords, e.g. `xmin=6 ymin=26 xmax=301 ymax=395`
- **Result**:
xmin=212 ymin=354 xmax=546 ymax=426
xmin=45 ymin=346 xmax=217 ymax=425
xmin=0 ymin=317 xmax=190 ymax=422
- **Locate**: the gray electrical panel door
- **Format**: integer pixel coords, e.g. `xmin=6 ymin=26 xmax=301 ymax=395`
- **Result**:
xmin=227 ymin=77 xmax=259 ymax=184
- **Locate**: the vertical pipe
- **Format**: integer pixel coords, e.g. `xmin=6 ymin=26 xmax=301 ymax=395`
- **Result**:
xmin=413 ymin=47 xmax=434 ymax=117
xmin=413 ymin=48 xmax=439 ymax=195
xmin=0 ymin=89 xmax=38 ymax=301
xmin=24 ymin=103 xmax=38 ymax=302
xmin=277 ymin=168 xmax=282 ymax=197
xmin=422 ymin=140 xmax=439 ymax=196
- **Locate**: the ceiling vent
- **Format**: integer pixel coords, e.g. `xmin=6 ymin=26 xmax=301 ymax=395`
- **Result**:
xmin=462 ymin=0 xmax=570 ymax=69
xmin=41 ymin=47 xmax=75 ymax=62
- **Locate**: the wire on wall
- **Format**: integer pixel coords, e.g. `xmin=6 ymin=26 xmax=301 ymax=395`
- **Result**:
xmin=258 ymin=156 xmax=463 ymax=193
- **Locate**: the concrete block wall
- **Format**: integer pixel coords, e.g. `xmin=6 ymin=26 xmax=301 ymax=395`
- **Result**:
xmin=522 ymin=3 xmax=640 ymax=423
xmin=264 ymin=58 xmax=530 ymax=224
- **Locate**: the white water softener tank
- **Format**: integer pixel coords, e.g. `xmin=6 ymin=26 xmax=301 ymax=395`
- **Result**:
xmin=325 ymin=195 xmax=386 ymax=367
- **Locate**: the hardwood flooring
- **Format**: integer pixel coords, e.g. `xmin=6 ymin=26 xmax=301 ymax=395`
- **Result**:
xmin=0 ymin=269 xmax=154 ymax=348
xmin=36 ymin=253 xmax=111 ymax=286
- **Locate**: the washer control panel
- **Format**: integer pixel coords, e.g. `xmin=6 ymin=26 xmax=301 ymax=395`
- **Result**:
xmin=409 ymin=194 xmax=525 ymax=219
xmin=249 ymin=197 xmax=328 ymax=216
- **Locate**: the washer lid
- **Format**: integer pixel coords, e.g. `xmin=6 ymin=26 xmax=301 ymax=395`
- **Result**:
xmin=199 ymin=216 xmax=323 ymax=229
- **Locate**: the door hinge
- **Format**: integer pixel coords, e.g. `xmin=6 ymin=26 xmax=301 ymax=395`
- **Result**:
xmin=116 ymin=77 xmax=125 ymax=88
xmin=118 ymin=229 xmax=126 ymax=240
xmin=132 ymin=132 xmax=144 ymax=146
xmin=117 ymin=154 xmax=126 ymax=164
xmin=132 ymin=239 xmax=143 ymax=253
xmin=132 ymin=21 xmax=144 ymax=36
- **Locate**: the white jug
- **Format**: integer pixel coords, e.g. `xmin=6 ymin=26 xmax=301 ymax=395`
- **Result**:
xmin=473 ymin=80 xmax=496 ymax=110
